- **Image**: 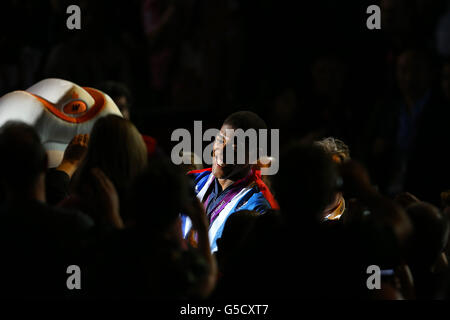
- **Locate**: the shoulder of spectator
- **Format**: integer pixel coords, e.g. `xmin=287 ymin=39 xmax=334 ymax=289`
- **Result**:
xmin=46 ymin=167 xmax=70 ymax=184
xmin=50 ymin=204 xmax=95 ymax=230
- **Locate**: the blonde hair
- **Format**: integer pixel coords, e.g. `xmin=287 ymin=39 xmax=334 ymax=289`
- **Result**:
xmin=314 ymin=137 xmax=350 ymax=163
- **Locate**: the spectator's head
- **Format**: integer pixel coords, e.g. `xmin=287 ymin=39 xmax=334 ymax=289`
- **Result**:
xmin=272 ymin=143 xmax=338 ymax=224
xmin=314 ymin=137 xmax=350 ymax=164
xmin=441 ymin=58 xmax=450 ymax=103
xmin=311 ymin=55 xmax=347 ymax=100
xmin=396 ymin=49 xmax=433 ymax=102
xmin=0 ymin=121 xmax=47 ymax=198
xmin=72 ymin=115 xmax=147 ymax=215
xmin=380 ymin=0 xmax=414 ymax=35
xmin=216 ymin=210 xmax=260 ymax=272
xmin=273 ymin=88 xmax=297 ymax=125
xmin=314 ymin=137 xmax=350 ymax=221
xmin=212 ymin=111 xmax=267 ymax=180
xmin=98 ymin=81 xmax=133 ymax=120
xmin=97 ymin=81 xmax=132 ymax=120
xmin=128 ymin=157 xmax=190 ymax=237
xmin=405 ymin=202 xmax=449 ymax=270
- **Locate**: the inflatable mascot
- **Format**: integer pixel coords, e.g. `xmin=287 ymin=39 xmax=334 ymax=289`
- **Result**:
xmin=0 ymin=78 xmax=122 ymax=167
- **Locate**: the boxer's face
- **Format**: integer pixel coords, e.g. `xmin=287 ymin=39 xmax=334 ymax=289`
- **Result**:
xmin=212 ymin=124 xmax=249 ymax=180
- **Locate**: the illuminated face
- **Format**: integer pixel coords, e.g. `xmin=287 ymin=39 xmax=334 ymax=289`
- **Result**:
xmin=212 ymin=124 xmax=249 ymax=180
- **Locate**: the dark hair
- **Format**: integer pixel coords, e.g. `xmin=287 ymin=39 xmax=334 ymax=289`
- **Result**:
xmin=72 ymin=115 xmax=147 ymax=219
xmin=128 ymin=157 xmax=190 ymax=232
xmin=218 ymin=210 xmax=260 ymax=254
xmin=223 ymin=111 xmax=267 ymax=132
xmin=397 ymin=47 xmax=437 ymax=78
xmin=405 ymin=202 xmax=449 ymax=268
xmin=216 ymin=210 xmax=261 ymax=273
xmin=272 ymin=143 xmax=338 ymax=222
xmin=97 ymin=81 xmax=132 ymax=108
xmin=0 ymin=121 xmax=46 ymax=189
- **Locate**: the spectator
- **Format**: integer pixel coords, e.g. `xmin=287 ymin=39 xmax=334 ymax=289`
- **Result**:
xmin=314 ymin=137 xmax=350 ymax=221
xmin=96 ymin=80 xmax=159 ymax=157
xmin=295 ymin=54 xmax=355 ymax=147
xmin=84 ymin=158 xmax=217 ymax=298
xmin=62 ymin=115 xmax=148 ymax=226
xmin=217 ymin=143 xmax=412 ymax=299
xmin=367 ymin=48 xmax=450 ymax=204
xmin=97 ymin=81 xmax=133 ymax=120
xmin=404 ymin=201 xmax=449 ymax=299
xmin=0 ymin=121 xmax=94 ymax=297
xmin=45 ymin=134 xmax=89 ymax=205
xmin=215 ymin=210 xmax=260 ymax=275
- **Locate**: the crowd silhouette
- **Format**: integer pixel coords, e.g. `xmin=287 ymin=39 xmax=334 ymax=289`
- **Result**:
xmin=1 ymin=0 xmax=450 ymax=300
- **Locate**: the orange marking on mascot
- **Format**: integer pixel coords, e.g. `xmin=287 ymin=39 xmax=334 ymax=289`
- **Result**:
xmin=28 ymin=87 xmax=105 ymax=123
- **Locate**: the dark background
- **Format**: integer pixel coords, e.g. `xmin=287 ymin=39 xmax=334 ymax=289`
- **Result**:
xmin=1 ymin=0 xmax=450 ymax=203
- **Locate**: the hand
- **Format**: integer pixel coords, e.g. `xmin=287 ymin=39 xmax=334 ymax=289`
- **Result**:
xmin=182 ymin=197 xmax=217 ymax=298
xmin=394 ymin=263 xmax=415 ymax=300
xmin=394 ymin=192 xmax=420 ymax=209
xmin=63 ymin=134 xmax=89 ymax=163
xmin=91 ymin=168 xmax=123 ymax=229
xmin=183 ymin=197 xmax=208 ymax=233
xmin=56 ymin=134 xmax=89 ymax=178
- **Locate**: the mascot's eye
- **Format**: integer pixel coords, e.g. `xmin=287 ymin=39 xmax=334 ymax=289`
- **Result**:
xmin=63 ymin=100 xmax=87 ymax=114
